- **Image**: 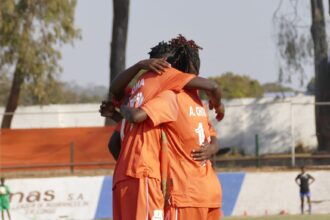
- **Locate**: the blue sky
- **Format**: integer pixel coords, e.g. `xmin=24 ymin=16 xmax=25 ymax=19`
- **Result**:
xmin=59 ymin=0 xmax=320 ymax=90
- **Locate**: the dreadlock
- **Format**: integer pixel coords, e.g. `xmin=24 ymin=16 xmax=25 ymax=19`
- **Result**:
xmin=168 ymin=34 xmax=202 ymax=75
xmin=148 ymin=41 xmax=176 ymax=59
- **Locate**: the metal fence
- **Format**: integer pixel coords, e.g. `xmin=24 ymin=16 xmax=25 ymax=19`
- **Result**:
xmin=1 ymin=98 xmax=330 ymax=171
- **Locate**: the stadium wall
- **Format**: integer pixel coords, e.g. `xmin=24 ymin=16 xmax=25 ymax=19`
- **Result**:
xmin=6 ymin=171 xmax=330 ymax=219
xmin=0 ymin=96 xmax=318 ymax=154
xmin=0 ymin=127 xmax=116 ymax=169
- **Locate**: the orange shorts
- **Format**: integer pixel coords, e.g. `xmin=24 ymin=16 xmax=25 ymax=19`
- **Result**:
xmin=165 ymin=207 xmax=221 ymax=220
xmin=113 ymin=177 xmax=164 ymax=220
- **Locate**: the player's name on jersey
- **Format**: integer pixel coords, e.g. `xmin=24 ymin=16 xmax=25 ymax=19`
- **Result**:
xmin=131 ymin=78 xmax=145 ymax=94
xmin=189 ymin=106 xmax=206 ymax=117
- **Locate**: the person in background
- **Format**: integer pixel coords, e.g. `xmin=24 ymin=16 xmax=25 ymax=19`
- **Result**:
xmin=295 ymin=166 xmax=315 ymax=214
xmin=0 ymin=177 xmax=11 ymax=220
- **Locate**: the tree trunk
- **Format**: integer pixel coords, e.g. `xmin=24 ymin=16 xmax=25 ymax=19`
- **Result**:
xmin=311 ymin=0 xmax=330 ymax=152
xmin=106 ymin=0 xmax=129 ymax=126
xmin=1 ymin=6 xmax=33 ymax=129
xmin=1 ymin=68 xmax=24 ymax=128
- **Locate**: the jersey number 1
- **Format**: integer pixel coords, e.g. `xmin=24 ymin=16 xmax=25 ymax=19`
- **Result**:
xmin=195 ymin=122 xmax=205 ymax=145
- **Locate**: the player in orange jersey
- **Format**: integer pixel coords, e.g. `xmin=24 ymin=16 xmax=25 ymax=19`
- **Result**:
xmin=111 ymin=36 xmax=223 ymax=220
xmin=108 ymin=39 xmax=223 ymax=220
xmin=162 ymin=36 xmax=222 ymax=219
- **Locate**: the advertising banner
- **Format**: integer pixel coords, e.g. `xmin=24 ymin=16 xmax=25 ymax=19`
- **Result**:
xmin=7 ymin=176 xmax=105 ymax=220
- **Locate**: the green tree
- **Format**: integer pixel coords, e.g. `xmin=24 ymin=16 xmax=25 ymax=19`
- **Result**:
xmin=0 ymin=0 xmax=80 ymax=128
xmin=0 ymin=74 xmax=11 ymax=105
xmin=262 ymin=82 xmax=294 ymax=93
xmin=273 ymin=0 xmax=330 ymax=152
xmin=0 ymin=79 xmax=107 ymax=106
xmin=209 ymin=72 xmax=264 ymax=99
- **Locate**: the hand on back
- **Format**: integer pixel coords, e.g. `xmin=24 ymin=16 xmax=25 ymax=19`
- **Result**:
xmin=191 ymin=141 xmax=218 ymax=164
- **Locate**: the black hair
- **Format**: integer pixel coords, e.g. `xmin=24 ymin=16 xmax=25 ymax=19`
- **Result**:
xmin=148 ymin=37 xmax=202 ymax=75
xmin=148 ymin=41 xmax=175 ymax=59
xmin=168 ymin=34 xmax=202 ymax=75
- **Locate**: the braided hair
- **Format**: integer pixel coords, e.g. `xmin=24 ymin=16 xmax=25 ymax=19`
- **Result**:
xmin=148 ymin=41 xmax=175 ymax=59
xmin=168 ymin=34 xmax=202 ymax=75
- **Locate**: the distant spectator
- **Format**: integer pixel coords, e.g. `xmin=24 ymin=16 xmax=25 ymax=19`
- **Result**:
xmin=0 ymin=177 xmax=11 ymax=220
xmin=295 ymin=166 xmax=315 ymax=214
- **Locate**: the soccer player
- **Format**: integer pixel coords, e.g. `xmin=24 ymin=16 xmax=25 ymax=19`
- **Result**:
xmin=119 ymin=36 xmax=222 ymax=220
xmin=0 ymin=177 xmax=11 ymax=220
xmin=295 ymin=166 xmax=315 ymax=214
xmin=109 ymin=40 xmax=223 ymax=220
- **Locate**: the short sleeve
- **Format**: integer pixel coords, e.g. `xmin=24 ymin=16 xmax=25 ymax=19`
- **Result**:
xmin=141 ymin=90 xmax=178 ymax=127
xmin=159 ymin=68 xmax=196 ymax=92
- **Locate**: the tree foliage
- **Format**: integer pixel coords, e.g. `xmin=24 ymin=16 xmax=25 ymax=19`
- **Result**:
xmin=208 ymin=72 xmax=264 ymax=99
xmin=0 ymin=76 xmax=107 ymax=106
xmin=262 ymin=82 xmax=294 ymax=93
xmin=273 ymin=0 xmax=330 ymax=151
xmin=0 ymin=0 xmax=80 ymax=127
xmin=0 ymin=74 xmax=11 ymax=105
xmin=273 ymin=0 xmax=314 ymax=85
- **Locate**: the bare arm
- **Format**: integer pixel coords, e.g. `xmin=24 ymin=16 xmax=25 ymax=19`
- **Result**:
xmin=110 ymin=59 xmax=170 ymax=100
xmin=309 ymin=175 xmax=315 ymax=185
xmin=184 ymin=77 xmax=223 ymax=120
xmin=295 ymin=176 xmax=300 ymax=186
xmin=184 ymin=77 xmax=221 ymax=105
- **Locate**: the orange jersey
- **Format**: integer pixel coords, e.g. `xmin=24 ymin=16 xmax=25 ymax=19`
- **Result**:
xmin=113 ymin=68 xmax=195 ymax=187
xmin=150 ymin=90 xmax=222 ymax=208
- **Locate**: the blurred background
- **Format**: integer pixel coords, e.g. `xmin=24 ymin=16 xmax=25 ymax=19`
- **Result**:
xmin=0 ymin=0 xmax=330 ymax=219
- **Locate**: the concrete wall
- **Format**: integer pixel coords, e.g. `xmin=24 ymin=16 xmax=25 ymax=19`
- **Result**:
xmin=229 ymin=171 xmax=330 ymax=216
xmin=0 ymin=96 xmax=318 ymax=154
xmin=209 ymin=96 xmax=317 ymax=155
xmin=0 ymin=104 xmax=104 ymax=128
xmin=6 ymin=171 xmax=330 ymax=219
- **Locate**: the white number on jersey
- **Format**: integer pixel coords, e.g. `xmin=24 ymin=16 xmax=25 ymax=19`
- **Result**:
xmin=195 ymin=122 xmax=205 ymax=145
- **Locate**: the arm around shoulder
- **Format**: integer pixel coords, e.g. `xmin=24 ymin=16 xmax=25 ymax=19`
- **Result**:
xmin=184 ymin=77 xmax=221 ymax=107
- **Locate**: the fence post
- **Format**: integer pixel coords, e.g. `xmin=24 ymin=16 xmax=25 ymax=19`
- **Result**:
xmin=255 ymin=134 xmax=260 ymax=167
xmin=70 ymin=142 xmax=74 ymax=174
